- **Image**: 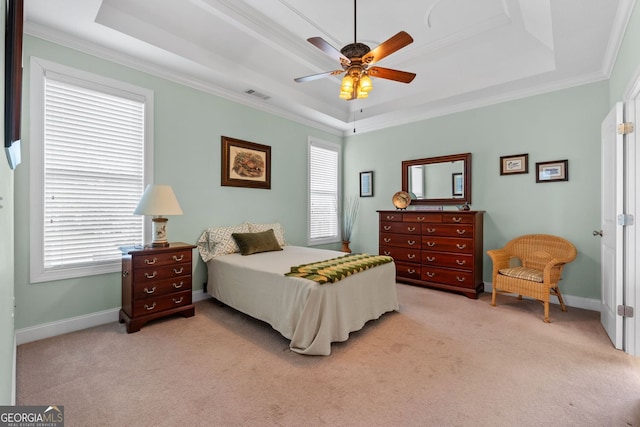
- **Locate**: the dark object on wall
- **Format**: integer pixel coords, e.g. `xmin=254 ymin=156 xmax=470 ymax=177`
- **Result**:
xmin=4 ymin=0 xmax=23 ymax=169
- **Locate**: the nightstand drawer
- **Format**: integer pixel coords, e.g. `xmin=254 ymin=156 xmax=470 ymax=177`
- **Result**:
xmin=133 ymin=249 xmax=192 ymax=269
xmin=133 ymin=264 xmax=191 ymax=282
xmin=131 ymin=290 xmax=192 ymax=317
xmin=133 ymin=276 xmax=192 ymax=299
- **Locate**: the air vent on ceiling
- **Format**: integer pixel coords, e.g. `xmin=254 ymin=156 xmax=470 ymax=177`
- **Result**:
xmin=245 ymin=89 xmax=271 ymax=101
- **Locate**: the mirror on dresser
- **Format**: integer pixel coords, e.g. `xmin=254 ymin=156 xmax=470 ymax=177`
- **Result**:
xmin=402 ymin=153 xmax=471 ymax=206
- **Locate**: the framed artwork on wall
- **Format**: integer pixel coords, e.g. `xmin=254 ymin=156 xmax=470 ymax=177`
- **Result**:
xmin=536 ymin=159 xmax=568 ymax=183
xmin=221 ymin=136 xmax=271 ymax=189
xmin=500 ymin=153 xmax=529 ymax=175
xmin=360 ymin=171 xmax=374 ymax=197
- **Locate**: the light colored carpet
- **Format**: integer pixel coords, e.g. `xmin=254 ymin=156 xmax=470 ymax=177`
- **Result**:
xmin=17 ymin=284 xmax=640 ymax=426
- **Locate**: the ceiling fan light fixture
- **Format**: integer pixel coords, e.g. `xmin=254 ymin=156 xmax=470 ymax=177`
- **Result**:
xmin=359 ymin=74 xmax=373 ymax=92
xmin=341 ymin=74 xmax=354 ymax=92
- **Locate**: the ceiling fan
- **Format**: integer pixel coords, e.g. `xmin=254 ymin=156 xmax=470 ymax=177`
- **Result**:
xmin=294 ymin=0 xmax=416 ymax=101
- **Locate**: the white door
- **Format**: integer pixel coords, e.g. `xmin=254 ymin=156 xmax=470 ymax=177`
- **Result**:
xmin=600 ymin=102 xmax=624 ymax=349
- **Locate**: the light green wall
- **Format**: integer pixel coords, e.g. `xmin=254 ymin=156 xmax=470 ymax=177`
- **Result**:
xmin=610 ymin=2 xmax=640 ymax=103
xmin=14 ymin=35 xmax=341 ymax=329
xmin=344 ymin=81 xmax=609 ymax=299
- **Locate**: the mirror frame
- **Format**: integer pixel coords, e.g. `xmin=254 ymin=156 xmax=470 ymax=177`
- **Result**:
xmin=402 ymin=153 xmax=472 ymax=206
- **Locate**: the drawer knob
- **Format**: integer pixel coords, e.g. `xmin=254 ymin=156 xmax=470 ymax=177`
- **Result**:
xmin=144 ymin=271 xmax=157 ymax=279
xmin=456 ymin=229 xmax=466 ymax=235
xmin=426 ymin=228 xmax=436 ymax=233
xmin=384 ymin=238 xmax=391 ymax=243
xmin=144 ymin=286 xmax=156 ymax=294
xmin=417 ymin=216 xmax=425 ymax=221
xmin=456 ymin=260 xmax=466 ymax=265
xmin=144 ymin=302 xmax=156 ymax=311
xmin=407 ymin=269 xmax=415 ymax=274
xmin=144 ymin=257 xmax=158 ymax=265
xmin=426 ymin=272 xmax=435 ymax=278
xmin=427 ymin=242 xmax=435 ymax=247
xmin=173 ymin=297 xmax=184 ymax=304
xmin=383 ymin=251 xmax=391 ymax=256
xmin=407 ymin=254 xmax=416 ymax=259
xmin=122 ymin=270 xmax=129 ymax=277
xmin=173 ymin=254 xmax=184 ymax=262
xmin=173 ymin=281 xmax=184 ymax=289
xmin=456 ymin=276 xmax=466 ymax=282
xmin=426 ymin=256 xmax=435 ymax=262
xmin=452 ymin=217 xmax=462 ymax=223
xmin=408 ymin=240 xmax=416 ymax=246
xmin=407 ymin=227 xmax=416 ymax=232
xmin=173 ymin=267 xmax=184 ymax=274
xmin=386 ymin=215 xmax=395 ymax=220
xmin=456 ymin=244 xmax=467 ymax=250
xmin=384 ymin=225 xmax=391 ymax=231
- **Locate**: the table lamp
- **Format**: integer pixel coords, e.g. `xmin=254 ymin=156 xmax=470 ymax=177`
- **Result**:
xmin=134 ymin=184 xmax=183 ymax=247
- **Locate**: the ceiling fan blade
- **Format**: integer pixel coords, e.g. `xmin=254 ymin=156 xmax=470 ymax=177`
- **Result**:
xmin=307 ymin=37 xmax=351 ymax=66
xmin=368 ymin=67 xmax=416 ymax=83
xmin=294 ymin=70 xmax=344 ymax=83
xmin=362 ymin=31 xmax=414 ymax=66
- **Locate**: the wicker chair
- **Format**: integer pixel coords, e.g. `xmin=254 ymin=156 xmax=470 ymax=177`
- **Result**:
xmin=487 ymin=234 xmax=577 ymax=323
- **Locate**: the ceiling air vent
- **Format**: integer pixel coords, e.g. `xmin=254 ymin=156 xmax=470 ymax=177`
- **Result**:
xmin=245 ymin=89 xmax=271 ymax=101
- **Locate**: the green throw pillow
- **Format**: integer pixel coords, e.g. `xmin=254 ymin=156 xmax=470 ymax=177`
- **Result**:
xmin=231 ymin=229 xmax=283 ymax=256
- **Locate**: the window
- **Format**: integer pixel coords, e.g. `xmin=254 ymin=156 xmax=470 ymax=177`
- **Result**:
xmin=30 ymin=58 xmax=154 ymax=283
xmin=308 ymin=138 xmax=341 ymax=245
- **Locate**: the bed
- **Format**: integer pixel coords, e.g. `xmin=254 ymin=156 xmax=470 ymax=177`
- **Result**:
xmin=197 ymin=223 xmax=399 ymax=355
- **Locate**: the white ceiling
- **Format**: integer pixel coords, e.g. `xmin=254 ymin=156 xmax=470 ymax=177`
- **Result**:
xmin=24 ymin=0 xmax=635 ymax=136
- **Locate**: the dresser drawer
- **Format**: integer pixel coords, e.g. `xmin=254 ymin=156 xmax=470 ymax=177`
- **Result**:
xmin=421 ymin=266 xmax=474 ymax=289
xmin=133 ymin=249 xmax=192 ymax=269
xmin=422 ymin=251 xmax=473 ymax=271
xmin=421 ymin=236 xmax=474 ymax=253
xmin=403 ymin=213 xmax=442 ymax=223
xmin=131 ymin=290 xmax=192 ymax=318
xmin=443 ymin=213 xmax=474 ymax=224
xmin=421 ymin=223 xmax=473 ymax=237
xmin=395 ymin=261 xmax=421 ymax=280
xmin=133 ymin=276 xmax=192 ymax=299
xmin=379 ymin=212 xmax=403 ymax=222
xmin=380 ymin=221 xmax=421 ymax=235
xmin=133 ymin=263 xmax=191 ymax=282
xmin=380 ymin=246 xmax=421 ymax=263
xmin=380 ymin=233 xmax=421 ymax=249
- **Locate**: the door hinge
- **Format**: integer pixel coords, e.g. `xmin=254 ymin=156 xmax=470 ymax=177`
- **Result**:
xmin=617 ymin=214 xmax=635 ymax=226
xmin=618 ymin=305 xmax=634 ymax=318
xmin=618 ymin=122 xmax=634 ymax=134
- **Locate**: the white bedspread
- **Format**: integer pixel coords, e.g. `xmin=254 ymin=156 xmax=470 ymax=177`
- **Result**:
xmin=206 ymin=246 xmax=398 ymax=355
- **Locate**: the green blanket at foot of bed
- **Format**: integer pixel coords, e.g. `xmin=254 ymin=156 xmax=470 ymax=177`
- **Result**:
xmin=284 ymin=253 xmax=394 ymax=284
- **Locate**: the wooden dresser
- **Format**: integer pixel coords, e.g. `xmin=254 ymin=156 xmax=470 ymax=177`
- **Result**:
xmin=119 ymin=242 xmax=196 ymax=333
xmin=378 ymin=210 xmax=484 ymax=299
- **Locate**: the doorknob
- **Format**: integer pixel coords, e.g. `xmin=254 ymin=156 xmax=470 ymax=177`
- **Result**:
xmin=593 ymin=230 xmax=603 ymax=237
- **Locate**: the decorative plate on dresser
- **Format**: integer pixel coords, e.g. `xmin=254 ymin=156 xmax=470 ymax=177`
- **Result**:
xmin=392 ymin=191 xmax=411 ymax=209
xmin=377 ymin=210 xmax=484 ymax=299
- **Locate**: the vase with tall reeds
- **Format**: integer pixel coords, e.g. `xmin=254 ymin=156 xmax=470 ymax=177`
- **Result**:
xmin=341 ymin=197 xmax=359 ymax=253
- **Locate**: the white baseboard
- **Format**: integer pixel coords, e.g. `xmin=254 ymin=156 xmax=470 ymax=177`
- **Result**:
xmin=15 ymin=290 xmax=211 ymax=345
xmin=484 ymin=283 xmax=601 ymax=312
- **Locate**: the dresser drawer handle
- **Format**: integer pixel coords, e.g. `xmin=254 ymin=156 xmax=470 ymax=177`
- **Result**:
xmin=407 ymin=226 xmax=416 ymax=232
xmin=456 ymin=229 xmax=466 ymax=235
xmin=426 ymin=272 xmax=435 ymax=278
xmin=407 ymin=254 xmax=416 ymax=259
xmin=456 ymin=276 xmax=466 ymax=282
xmin=173 ymin=297 xmax=184 ymax=304
xmin=384 ymin=225 xmax=391 ymax=231
xmin=452 ymin=217 xmax=462 ymax=223
xmin=144 ymin=302 xmax=156 ymax=311
xmin=426 ymin=256 xmax=435 ymax=262
xmin=408 ymin=240 xmax=416 ymax=246
xmin=173 ymin=281 xmax=184 ymax=289
xmin=384 ymin=238 xmax=391 ymax=243
xmin=386 ymin=215 xmax=395 ymax=220
xmin=427 ymin=242 xmax=436 ymax=247
xmin=144 ymin=271 xmax=157 ymax=279
xmin=144 ymin=257 xmax=157 ymax=265
xmin=173 ymin=267 xmax=184 ymax=274
xmin=143 ymin=286 xmax=156 ymax=294
xmin=456 ymin=244 xmax=467 ymax=250
xmin=173 ymin=254 xmax=185 ymax=262
xmin=407 ymin=269 xmax=416 ymax=274
xmin=426 ymin=228 xmax=436 ymax=233
xmin=417 ymin=216 xmax=425 ymax=221
xmin=383 ymin=251 xmax=391 ymax=256
xmin=456 ymin=260 xmax=466 ymax=265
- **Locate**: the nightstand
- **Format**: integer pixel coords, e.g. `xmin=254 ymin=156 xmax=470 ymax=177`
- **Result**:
xmin=119 ymin=242 xmax=196 ymax=333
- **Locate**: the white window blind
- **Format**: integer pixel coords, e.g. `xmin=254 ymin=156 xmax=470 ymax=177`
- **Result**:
xmin=30 ymin=58 xmax=153 ymax=283
xmin=308 ymin=139 xmax=340 ymax=244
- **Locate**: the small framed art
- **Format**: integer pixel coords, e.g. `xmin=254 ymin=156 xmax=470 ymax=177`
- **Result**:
xmin=360 ymin=171 xmax=374 ymax=197
xmin=221 ymin=136 xmax=271 ymax=189
xmin=500 ymin=153 xmax=528 ymax=175
xmin=536 ymin=159 xmax=568 ymax=183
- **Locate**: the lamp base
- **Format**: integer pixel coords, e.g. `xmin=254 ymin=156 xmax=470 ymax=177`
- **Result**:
xmin=151 ymin=217 xmax=169 ymax=247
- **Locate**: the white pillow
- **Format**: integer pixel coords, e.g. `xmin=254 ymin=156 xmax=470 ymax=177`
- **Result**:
xmin=197 ymin=223 xmax=251 ymax=262
xmin=248 ymin=222 xmax=286 ymax=246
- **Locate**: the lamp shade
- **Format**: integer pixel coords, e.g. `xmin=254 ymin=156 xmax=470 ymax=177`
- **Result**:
xmin=134 ymin=184 xmax=183 ymax=216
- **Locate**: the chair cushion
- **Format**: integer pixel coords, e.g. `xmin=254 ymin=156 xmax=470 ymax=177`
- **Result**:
xmin=498 ymin=266 xmax=543 ymax=283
